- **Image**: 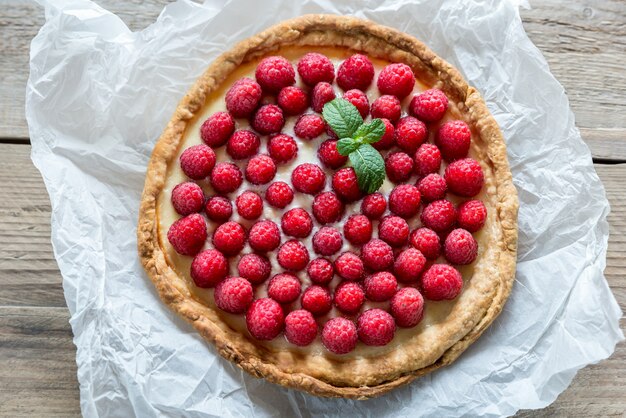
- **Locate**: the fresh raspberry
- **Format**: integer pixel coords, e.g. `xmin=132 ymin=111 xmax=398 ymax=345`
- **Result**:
xmin=436 ymin=120 xmax=471 ymax=161
xmin=343 ymin=89 xmax=369 ymax=118
xmin=414 ymin=143 xmax=442 ymax=177
xmin=312 ymin=227 xmax=343 ymax=256
xmin=225 ymin=77 xmax=262 ymax=118
xmin=378 ymin=215 xmax=410 ymax=247
xmin=457 ymin=200 xmax=487 ymax=232
xmin=444 ymin=158 xmax=484 ymax=197
xmin=394 ymin=248 xmax=426 ymax=282
xmin=312 ymin=191 xmax=344 ymax=224
xmin=237 ymin=253 xmax=271 ymax=284
xmin=421 ymin=264 xmax=463 ymax=301
xmin=301 ymin=285 xmax=332 ymax=316
xmin=248 ymin=220 xmax=281 ymax=252
xmin=361 ymin=239 xmax=394 ymax=271
xmin=226 ymin=130 xmax=260 ymax=160
xmin=277 ymin=240 xmax=310 ymax=271
xmin=337 ymin=54 xmax=374 ymax=91
xmin=332 ymin=168 xmax=362 ymax=202
xmin=284 ymin=310 xmax=318 ymax=346
xmin=410 ymin=227 xmax=441 ymax=260
xmin=357 ymin=309 xmax=396 ymax=346
xmin=372 ymin=118 xmax=396 ymax=150
xmin=171 ymin=182 xmax=204 ymax=216
xmin=410 ymin=89 xmax=449 ymax=122
xmin=395 ymin=116 xmax=428 ymax=154
xmin=385 ymin=152 xmax=414 ymax=183
xmin=364 ymin=272 xmax=398 ymax=302
xmin=311 ymin=82 xmax=336 ymax=113
xmin=245 ymin=154 xmax=276 ymax=185
xmin=318 ymin=140 xmax=348 ymax=169
xmin=212 ymin=221 xmax=245 ymax=256
xmin=190 ymin=249 xmax=227 ymax=288
xmin=268 ymin=273 xmax=302 ymax=304
xmin=420 ymin=199 xmax=457 ymax=232
xmin=246 ymin=298 xmax=284 ymax=340
xmin=307 ymin=257 xmax=334 ymax=285
xmin=322 ymin=317 xmax=358 ymax=354
xmin=326 ymin=123 xmax=339 ymax=140
xmin=167 ymin=213 xmax=207 ymax=256
xmin=417 ymin=173 xmax=447 ymax=202
xmin=343 ymin=214 xmax=373 ymax=245
xmin=334 ymin=251 xmax=364 ymax=281
xmin=370 ymin=95 xmax=401 ymax=123
xmin=291 ymin=163 xmax=326 ymax=195
xmin=200 ymin=111 xmax=235 ymax=147
xmin=391 ymin=287 xmax=424 ymax=328
xmin=444 ymin=228 xmax=478 ymax=265
xmin=180 ymin=144 xmax=216 ymax=180
xmin=334 ymin=282 xmax=365 ymax=314
xmin=361 ymin=192 xmax=387 ymax=219
xmin=210 ymin=162 xmax=243 ymax=194
xmin=281 ymin=208 xmax=313 ymax=238
xmin=235 ymin=191 xmax=263 ymax=220
xmin=265 ymin=181 xmax=294 ymax=209
xmin=204 ymin=196 xmax=233 ymax=222
xmin=294 ymin=113 xmax=326 ymax=140
xmin=268 ymin=134 xmax=298 ymax=163
xmin=389 ymin=184 xmax=422 ymax=218
xmin=255 ymin=56 xmax=295 ymax=93
xmin=297 ymin=52 xmax=335 ymax=86
xmin=252 ymin=104 xmax=284 ymax=135
xmin=277 ymin=86 xmax=309 ymax=115
xmin=214 ymin=277 xmax=253 ymax=314
xmin=377 ymin=63 xmax=415 ymax=98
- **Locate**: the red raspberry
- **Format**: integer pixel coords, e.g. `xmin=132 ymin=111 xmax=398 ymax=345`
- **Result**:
xmin=190 ymin=249 xmax=227 ymax=288
xmin=389 ymin=184 xmax=421 ymax=218
xmin=414 ymin=143 xmax=442 ymax=177
xmin=214 ymin=277 xmax=253 ymax=314
xmin=204 ymin=196 xmax=232 ymax=222
xmin=334 ymin=282 xmax=365 ymax=314
xmin=372 ymin=118 xmax=396 ymax=150
xmin=297 ymin=52 xmax=335 ymax=86
xmin=344 ymin=214 xmax=373 ymax=245
xmin=285 ymin=310 xmax=318 ymax=346
xmin=248 ymin=220 xmax=281 ymax=252
xmin=420 ymin=199 xmax=457 ymax=232
xmin=277 ymin=240 xmax=310 ymax=271
xmin=394 ymin=248 xmax=426 ymax=282
xmin=200 ymin=111 xmax=235 ymax=147
xmin=235 ymin=191 xmax=263 ymax=220
xmin=322 ymin=317 xmax=357 ymax=354
xmin=301 ymin=285 xmax=332 ymax=316
xmin=245 ymin=154 xmax=276 ymax=185
xmin=171 ymin=182 xmax=204 ymax=216
xmin=457 ymin=200 xmax=487 ymax=232
xmin=291 ymin=163 xmax=326 ymax=195
xmin=410 ymin=227 xmax=441 ymax=260
xmin=225 ymin=77 xmax=262 ymax=118
xmin=391 ymin=287 xmax=424 ymax=328
xmin=237 ymin=253 xmax=271 ymax=284
xmin=436 ymin=120 xmax=471 ymax=161
xmin=332 ymin=168 xmax=362 ymax=202
xmin=255 ymin=56 xmax=295 ymax=93
xmin=343 ymin=89 xmax=369 ymax=118
xmin=326 ymin=123 xmax=339 ymax=140
xmin=312 ymin=227 xmax=343 ymax=256
xmin=167 ymin=213 xmax=207 ymax=256
xmin=364 ymin=272 xmax=398 ymax=302
xmin=370 ymin=95 xmax=401 ymax=123
xmin=444 ymin=228 xmax=478 ymax=265
xmin=318 ymin=140 xmax=348 ymax=169
xmin=417 ymin=173 xmax=447 ymax=202
xmin=307 ymin=257 xmax=334 ymax=285
xmin=277 ymin=86 xmax=309 ymax=115
xmin=265 ymin=181 xmax=294 ymax=209
xmin=385 ymin=152 xmax=414 ymax=183
xmin=445 ymin=158 xmax=484 ymax=197
xmin=334 ymin=251 xmax=364 ymax=281
xmin=361 ymin=192 xmax=387 ymax=219
xmin=252 ymin=104 xmax=284 ymax=135
xmin=311 ymin=82 xmax=336 ymax=113
xmin=212 ymin=221 xmax=245 ymax=256
xmin=281 ymin=208 xmax=313 ymax=238
xmin=294 ymin=113 xmax=326 ymax=140
xmin=361 ymin=239 xmax=394 ymax=271
xmin=210 ymin=162 xmax=243 ymax=194
xmin=357 ymin=309 xmax=395 ymax=346
xmin=337 ymin=54 xmax=374 ymax=91
xmin=180 ymin=144 xmax=216 ymax=180
xmin=312 ymin=191 xmax=344 ymax=224
xmin=268 ymin=273 xmax=302 ymax=304
xmin=246 ymin=298 xmax=284 ymax=340
xmin=378 ymin=215 xmax=410 ymax=247
xmin=395 ymin=116 xmax=428 ymax=154
xmin=421 ymin=264 xmax=463 ymax=301
xmin=227 ymin=130 xmax=260 ymax=160
xmin=268 ymin=134 xmax=298 ymax=163
xmin=410 ymin=88 xmax=448 ymax=122
xmin=377 ymin=63 xmax=415 ymax=98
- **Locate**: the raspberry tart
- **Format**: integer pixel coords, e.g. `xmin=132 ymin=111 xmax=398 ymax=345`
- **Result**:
xmin=138 ymin=15 xmax=518 ymax=398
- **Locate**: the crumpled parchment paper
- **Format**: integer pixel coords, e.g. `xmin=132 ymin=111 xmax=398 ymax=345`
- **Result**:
xmin=26 ymin=0 xmax=623 ymax=416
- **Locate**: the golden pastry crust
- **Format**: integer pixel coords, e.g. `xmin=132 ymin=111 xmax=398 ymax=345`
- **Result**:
xmin=137 ymin=15 xmax=518 ymax=399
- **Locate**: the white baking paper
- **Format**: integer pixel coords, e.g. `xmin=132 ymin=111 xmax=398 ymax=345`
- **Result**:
xmin=26 ymin=0 xmax=623 ymax=416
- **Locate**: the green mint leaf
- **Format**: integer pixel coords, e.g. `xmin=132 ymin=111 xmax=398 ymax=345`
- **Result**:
xmin=337 ymin=138 xmax=360 ymax=156
xmin=349 ymin=144 xmax=386 ymax=194
xmin=322 ymin=98 xmax=364 ymax=139
xmin=353 ymin=118 xmax=386 ymax=145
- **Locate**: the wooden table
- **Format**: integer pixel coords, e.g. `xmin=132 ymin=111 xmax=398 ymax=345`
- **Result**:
xmin=1 ymin=1 xmax=624 ymax=416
